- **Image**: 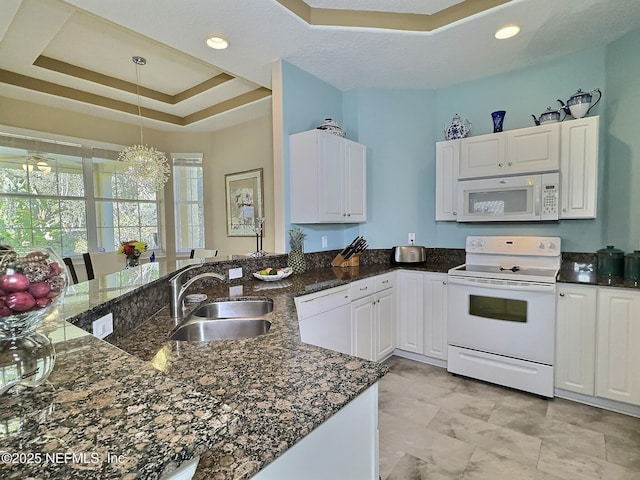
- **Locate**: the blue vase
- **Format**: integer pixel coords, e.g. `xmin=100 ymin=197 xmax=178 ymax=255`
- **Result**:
xmin=491 ymin=110 xmax=506 ymax=133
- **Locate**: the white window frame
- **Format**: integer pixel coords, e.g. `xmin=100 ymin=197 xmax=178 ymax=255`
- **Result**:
xmin=172 ymin=153 xmax=204 ymax=255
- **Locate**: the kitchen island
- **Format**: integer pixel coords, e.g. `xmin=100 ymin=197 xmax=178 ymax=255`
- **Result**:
xmin=1 ymin=252 xmax=413 ymax=479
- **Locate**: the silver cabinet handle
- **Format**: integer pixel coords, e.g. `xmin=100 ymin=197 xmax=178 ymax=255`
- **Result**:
xmin=559 ymin=292 xmax=565 ymax=297
xmin=442 ymin=281 xmax=447 ymax=285
xmin=498 ymin=163 xmax=503 ymax=167
xmin=508 ymin=162 xmax=512 ymax=166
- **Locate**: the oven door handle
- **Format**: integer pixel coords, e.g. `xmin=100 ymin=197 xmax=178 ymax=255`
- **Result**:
xmin=447 ymin=276 xmax=556 ymax=293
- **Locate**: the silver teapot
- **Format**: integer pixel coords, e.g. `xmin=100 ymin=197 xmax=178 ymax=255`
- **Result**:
xmin=558 ymin=88 xmax=602 ymax=119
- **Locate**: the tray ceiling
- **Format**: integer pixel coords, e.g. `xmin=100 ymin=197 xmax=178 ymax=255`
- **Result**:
xmin=2 ymin=0 xmax=640 ymax=133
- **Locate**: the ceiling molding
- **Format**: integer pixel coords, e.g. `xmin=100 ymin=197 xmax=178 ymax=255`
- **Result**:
xmin=33 ymin=55 xmax=236 ymax=105
xmin=276 ymin=0 xmax=511 ymax=31
xmin=0 ymin=68 xmax=271 ymax=127
xmin=184 ymin=88 xmax=272 ymax=125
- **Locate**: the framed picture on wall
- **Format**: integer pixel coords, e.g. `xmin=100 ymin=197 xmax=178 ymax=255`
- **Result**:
xmin=225 ymin=168 xmax=264 ymax=236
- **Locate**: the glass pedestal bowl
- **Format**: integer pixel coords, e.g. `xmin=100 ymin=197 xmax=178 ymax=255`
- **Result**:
xmin=0 ymin=247 xmax=67 ymax=340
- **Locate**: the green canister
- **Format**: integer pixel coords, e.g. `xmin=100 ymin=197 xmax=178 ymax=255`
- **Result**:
xmin=624 ymin=250 xmax=640 ymax=283
xmin=597 ymin=245 xmax=624 ymax=278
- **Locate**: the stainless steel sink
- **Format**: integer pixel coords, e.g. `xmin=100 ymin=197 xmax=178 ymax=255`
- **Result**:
xmin=169 ymin=318 xmax=271 ymax=341
xmin=192 ymin=299 xmax=273 ymax=319
xmin=169 ymin=298 xmax=274 ymax=341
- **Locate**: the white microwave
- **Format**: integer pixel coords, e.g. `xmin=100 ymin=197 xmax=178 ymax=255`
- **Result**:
xmin=456 ymin=172 xmax=559 ymax=222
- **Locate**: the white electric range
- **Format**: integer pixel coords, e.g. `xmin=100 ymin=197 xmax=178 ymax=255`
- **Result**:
xmin=447 ymin=235 xmax=561 ymax=397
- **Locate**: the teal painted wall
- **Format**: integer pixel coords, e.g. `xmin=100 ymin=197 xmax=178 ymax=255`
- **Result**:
xmin=431 ymin=47 xmax=607 ymax=252
xmin=604 ymin=28 xmax=640 ymax=253
xmin=351 ymin=88 xmax=437 ymax=248
xmin=281 ymin=29 xmax=640 ymax=254
xmin=281 ymin=61 xmax=346 ymax=252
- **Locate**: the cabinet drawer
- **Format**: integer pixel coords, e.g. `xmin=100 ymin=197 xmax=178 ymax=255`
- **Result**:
xmin=296 ymin=286 xmax=350 ymax=320
xmin=375 ymin=272 xmax=395 ymax=291
xmin=350 ymin=278 xmax=376 ymax=301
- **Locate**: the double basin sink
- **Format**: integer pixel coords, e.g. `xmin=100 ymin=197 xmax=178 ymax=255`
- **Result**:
xmin=169 ymin=298 xmax=273 ymax=342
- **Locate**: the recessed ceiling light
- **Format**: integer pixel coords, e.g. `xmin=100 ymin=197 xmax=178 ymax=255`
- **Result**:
xmin=206 ymin=36 xmax=229 ymax=50
xmin=495 ymin=24 xmax=521 ymax=40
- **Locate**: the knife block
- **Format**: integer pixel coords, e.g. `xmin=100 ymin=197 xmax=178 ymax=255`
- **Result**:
xmin=331 ymin=253 xmax=361 ymax=267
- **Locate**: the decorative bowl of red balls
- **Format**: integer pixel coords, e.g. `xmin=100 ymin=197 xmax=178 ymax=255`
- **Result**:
xmin=0 ymin=247 xmax=67 ymax=340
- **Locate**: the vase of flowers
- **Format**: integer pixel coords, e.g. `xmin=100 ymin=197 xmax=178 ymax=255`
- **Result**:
xmin=117 ymin=240 xmax=147 ymax=268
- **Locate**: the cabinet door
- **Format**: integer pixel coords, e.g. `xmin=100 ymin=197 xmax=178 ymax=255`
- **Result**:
xmin=555 ymin=284 xmax=597 ymax=395
xmin=459 ymin=134 xmax=505 ymax=179
xmin=596 ymin=288 xmax=640 ymax=406
xmin=435 ymin=140 xmax=459 ymax=221
xmin=298 ymin=303 xmax=352 ymax=356
xmin=559 ymin=116 xmax=599 ymax=219
xmin=396 ymin=271 xmax=424 ymax=353
xmin=375 ymin=288 xmax=395 ymax=361
xmin=506 ymin=123 xmax=560 ymax=174
xmin=318 ymin=133 xmax=346 ymax=222
xmin=351 ymin=295 xmax=375 ymax=361
xmin=423 ymin=273 xmax=448 ymax=360
xmin=344 ymin=140 xmax=367 ymax=222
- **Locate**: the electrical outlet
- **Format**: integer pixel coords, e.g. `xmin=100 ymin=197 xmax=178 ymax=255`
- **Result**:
xmin=228 ymin=267 xmax=243 ymax=280
xmin=408 ymin=233 xmax=416 ymax=244
xmin=322 ymin=236 xmax=328 ymax=248
xmin=92 ymin=313 xmax=113 ymax=339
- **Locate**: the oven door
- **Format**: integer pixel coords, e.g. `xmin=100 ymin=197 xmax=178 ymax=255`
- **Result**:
xmin=447 ymin=275 xmax=556 ymax=365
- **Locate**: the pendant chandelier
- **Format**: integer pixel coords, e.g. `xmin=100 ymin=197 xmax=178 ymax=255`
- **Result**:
xmin=117 ymin=56 xmax=170 ymax=192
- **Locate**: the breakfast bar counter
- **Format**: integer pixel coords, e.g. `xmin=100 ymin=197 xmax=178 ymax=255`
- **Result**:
xmin=0 ymin=253 xmax=408 ymax=479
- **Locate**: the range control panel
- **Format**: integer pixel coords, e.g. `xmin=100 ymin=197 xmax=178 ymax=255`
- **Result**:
xmin=466 ymin=236 xmax=562 ymax=256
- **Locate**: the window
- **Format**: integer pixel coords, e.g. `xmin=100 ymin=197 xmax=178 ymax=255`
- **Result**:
xmin=172 ymin=154 xmax=204 ymax=254
xmin=0 ymin=131 xmax=163 ymax=257
xmin=93 ymin=153 xmax=160 ymax=252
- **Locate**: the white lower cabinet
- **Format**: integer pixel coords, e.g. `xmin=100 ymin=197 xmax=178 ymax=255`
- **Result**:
xmin=396 ymin=270 xmax=448 ymax=361
xmin=296 ymin=286 xmax=352 ymax=355
xmin=296 ymin=273 xmax=395 ymax=362
xmin=596 ymin=287 xmax=640 ymax=406
xmin=423 ymin=274 xmax=448 ymax=360
xmin=555 ymin=284 xmax=640 ymax=408
xmin=397 ymin=271 xmax=424 ymax=353
xmin=350 ymin=273 xmax=395 ymax=361
xmin=253 ymin=384 xmax=379 ymax=480
xmin=555 ymin=284 xmax=597 ymax=395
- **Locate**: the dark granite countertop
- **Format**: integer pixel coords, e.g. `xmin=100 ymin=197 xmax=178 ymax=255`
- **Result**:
xmin=0 ymin=250 xmax=460 ymax=480
xmin=559 ymin=253 xmax=640 ymax=289
xmin=7 ymin=245 xmax=635 ymax=479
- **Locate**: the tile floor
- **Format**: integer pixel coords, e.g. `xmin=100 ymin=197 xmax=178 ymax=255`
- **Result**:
xmin=379 ymin=356 xmax=640 ymax=480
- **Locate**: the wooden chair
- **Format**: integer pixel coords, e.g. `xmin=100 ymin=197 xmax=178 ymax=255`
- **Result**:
xmin=62 ymin=257 xmax=79 ymax=284
xmin=83 ymin=251 xmax=123 ymax=280
xmin=189 ymin=248 xmax=218 ymax=259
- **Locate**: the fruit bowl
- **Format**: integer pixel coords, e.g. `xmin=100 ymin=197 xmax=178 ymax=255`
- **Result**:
xmin=0 ymin=248 xmax=67 ymax=340
xmin=253 ymin=267 xmax=292 ymax=282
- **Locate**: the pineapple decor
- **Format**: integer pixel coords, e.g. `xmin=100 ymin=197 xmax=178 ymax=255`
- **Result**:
xmin=287 ymin=227 xmax=307 ymax=274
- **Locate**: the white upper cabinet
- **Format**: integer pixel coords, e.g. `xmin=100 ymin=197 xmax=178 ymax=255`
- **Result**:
xmin=459 ymin=123 xmax=560 ymax=179
xmin=559 ymin=116 xmax=599 ymax=219
xmin=505 ymin=123 xmax=560 ymax=173
xmin=290 ymin=130 xmax=367 ymax=223
xmin=459 ymin=133 xmax=505 ymax=178
xmin=435 ymin=139 xmax=460 ymax=221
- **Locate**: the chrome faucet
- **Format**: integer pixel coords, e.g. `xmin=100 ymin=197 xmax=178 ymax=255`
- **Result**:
xmin=169 ymin=265 xmax=225 ymax=319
